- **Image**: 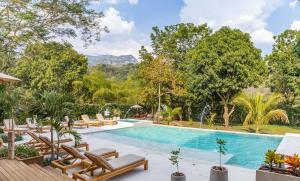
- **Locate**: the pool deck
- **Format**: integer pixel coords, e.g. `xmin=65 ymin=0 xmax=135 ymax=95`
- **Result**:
xmin=18 ymin=121 xmax=257 ymax=181
xmin=276 ymin=133 xmax=300 ymax=156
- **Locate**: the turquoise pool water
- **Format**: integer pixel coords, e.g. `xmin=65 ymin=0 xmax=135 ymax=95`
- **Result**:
xmin=119 ymin=119 xmax=140 ymax=123
xmin=88 ymin=125 xmax=282 ymax=169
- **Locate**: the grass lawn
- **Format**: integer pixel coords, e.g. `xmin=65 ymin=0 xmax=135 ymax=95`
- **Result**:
xmin=161 ymin=121 xmax=300 ymax=135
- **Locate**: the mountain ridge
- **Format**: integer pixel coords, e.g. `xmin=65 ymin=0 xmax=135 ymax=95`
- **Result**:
xmin=87 ymin=54 xmax=138 ymax=66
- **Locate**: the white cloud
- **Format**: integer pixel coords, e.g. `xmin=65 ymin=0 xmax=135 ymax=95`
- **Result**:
xmin=128 ymin=0 xmax=138 ymax=5
xmin=291 ymin=20 xmax=300 ymax=30
xmin=180 ymin=0 xmax=284 ymax=47
xmin=103 ymin=0 xmax=118 ymax=4
xmin=289 ymin=0 xmax=298 ymax=7
xmin=66 ymin=7 xmax=143 ymax=58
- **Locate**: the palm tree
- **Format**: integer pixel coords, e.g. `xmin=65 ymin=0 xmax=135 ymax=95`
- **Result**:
xmin=163 ymin=106 xmax=182 ymax=124
xmin=233 ymin=93 xmax=289 ymax=133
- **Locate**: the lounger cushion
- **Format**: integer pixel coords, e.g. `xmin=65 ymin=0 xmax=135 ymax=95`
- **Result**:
xmin=108 ymin=154 xmax=145 ymax=170
xmin=90 ymin=148 xmax=116 ymax=156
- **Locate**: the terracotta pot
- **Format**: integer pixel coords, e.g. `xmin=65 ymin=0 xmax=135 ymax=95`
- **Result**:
xmin=210 ymin=166 xmax=228 ymax=181
xmin=171 ymin=172 xmax=186 ymax=181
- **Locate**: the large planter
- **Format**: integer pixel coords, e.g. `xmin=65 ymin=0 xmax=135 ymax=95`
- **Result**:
xmin=256 ymin=169 xmax=300 ymax=181
xmin=171 ymin=172 xmax=186 ymax=181
xmin=16 ymin=154 xmax=43 ymax=166
xmin=210 ymin=166 xmax=228 ymax=181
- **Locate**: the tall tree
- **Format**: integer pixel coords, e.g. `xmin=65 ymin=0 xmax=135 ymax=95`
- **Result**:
xmin=267 ymin=30 xmax=300 ymax=104
xmin=12 ymin=42 xmax=88 ymax=94
xmin=0 ymin=0 xmax=107 ymax=71
xmin=187 ymin=27 xmax=267 ymax=127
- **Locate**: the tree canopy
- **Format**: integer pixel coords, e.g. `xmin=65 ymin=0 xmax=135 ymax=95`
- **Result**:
xmin=12 ymin=42 xmax=88 ymax=94
xmin=187 ymin=26 xmax=267 ymax=126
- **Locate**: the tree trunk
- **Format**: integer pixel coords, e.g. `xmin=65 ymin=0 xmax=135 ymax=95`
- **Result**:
xmin=223 ymin=103 xmax=235 ymax=128
xmin=50 ymin=125 xmax=54 ymax=161
xmin=158 ymin=82 xmax=161 ymax=113
xmin=223 ymin=105 xmax=229 ymax=127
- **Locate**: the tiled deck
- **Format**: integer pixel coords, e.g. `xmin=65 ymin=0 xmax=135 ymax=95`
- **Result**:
xmin=276 ymin=133 xmax=300 ymax=156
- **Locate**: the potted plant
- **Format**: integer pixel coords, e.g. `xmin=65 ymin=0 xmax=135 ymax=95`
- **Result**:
xmin=15 ymin=145 xmax=43 ymax=166
xmin=256 ymin=150 xmax=299 ymax=181
xmin=169 ymin=148 xmax=186 ymax=181
xmin=210 ymin=138 xmax=228 ymax=181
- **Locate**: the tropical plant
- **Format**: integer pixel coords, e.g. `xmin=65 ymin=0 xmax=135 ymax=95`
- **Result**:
xmin=207 ymin=113 xmax=216 ymax=128
xmin=0 ymin=146 xmax=8 ymax=158
xmin=264 ymin=150 xmax=284 ymax=171
xmin=216 ymin=138 xmax=226 ymax=169
xmin=169 ymin=148 xmax=183 ymax=176
xmin=233 ymin=93 xmax=289 ymax=133
xmin=52 ymin=120 xmax=81 ymax=159
xmin=163 ymin=106 xmax=182 ymax=124
xmin=285 ymin=154 xmax=300 ymax=175
xmin=15 ymin=145 xmax=39 ymax=159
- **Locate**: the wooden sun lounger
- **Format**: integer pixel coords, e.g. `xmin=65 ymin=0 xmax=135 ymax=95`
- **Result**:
xmin=81 ymin=115 xmax=101 ymax=127
xmin=72 ymin=152 xmax=148 ymax=181
xmin=25 ymin=118 xmax=51 ymax=132
xmin=39 ymin=135 xmax=89 ymax=155
xmin=96 ymin=114 xmax=118 ymax=126
xmin=25 ymin=131 xmax=72 ymax=152
xmin=51 ymin=144 xmax=118 ymax=175
xmin=3 ymin=119 xmax=27 ymax=135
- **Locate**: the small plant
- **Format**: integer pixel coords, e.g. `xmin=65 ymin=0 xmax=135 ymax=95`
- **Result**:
xmin=264 ymin=150 xmax=284 ymax=171
xmin=216 ymin=138 xmax=227 ymax=170
xmin=188 ymin=118 xmax=193 ymax=126
xmin=0 ymin=128 xmax=4 ymax=134
xmin=0 ymin=146 xmax=8 ymax=158
xmin=15 ymin=145 xmax=39 ymax=159
xmin=112 ymin=108 xmax=122 ymax=117
xmin=169 ymin=148 xmax=184 ymax=176
xmin=207 ymin=113 xmax=216 ymax=128
xmin=285 ymin=154 xmax=300 ymax=176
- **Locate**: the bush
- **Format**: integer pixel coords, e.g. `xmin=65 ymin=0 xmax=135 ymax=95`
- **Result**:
xmin=15 ymin=145 xmax=39 ymax=159
xmin=0 ymin=128 xmax=3 ymax=134
xmin=0 ymin=134 xmax=23 ymax=143
xmin=0 ymin=146 xmax=8 ymax=158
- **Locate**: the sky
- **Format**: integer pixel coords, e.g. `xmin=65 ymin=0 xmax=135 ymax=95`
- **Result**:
xmin=68 ymin=0 xmax=300 ymax=59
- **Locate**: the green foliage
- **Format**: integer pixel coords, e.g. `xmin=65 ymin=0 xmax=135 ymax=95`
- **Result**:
xmin=233 ymin=93 xmax=289 ymax=133
xmin=0 ymin=0 xmax=106 ymax=71
xmin=169 ymin=148 xmax=182 ymax=173
xmin=264 ymin=150 xmax=284 ymax=171
xmin=216 ymin=138 xmax=226 ymax=168
xmin=187 ymin=27 xmax=267 ymax=126
xmin=0 ymin=146 xmax=8 ymax=158
xmin=267 ymin=30 xmax=300 ymax=105
xmin=0 ymin=128 xmax=3 ymax=134
xmin=15 ymin=145 xmax=39 ymax=159
xmin=207 ymin=113 xmax=216 ymax=128
xmin=163 ymin=106 xmax=182 ymax=124
xmin=0 ymin=134 xmax=23 ymax=143
xmin=12 ymin=42 xmax=88 ymax=94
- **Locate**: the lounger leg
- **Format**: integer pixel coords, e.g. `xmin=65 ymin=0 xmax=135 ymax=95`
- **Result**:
xmin=86 ymin=144 xmax=89 ymax=151
xmin=115 ymin=152 xmax=119 ymax=158
xmin=144 ymin=160 xmax=148 ymax=170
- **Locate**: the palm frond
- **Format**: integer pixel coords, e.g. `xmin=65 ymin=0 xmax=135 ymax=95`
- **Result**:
xmin=243 ymin=112 xmax=253 ymax=126
xmin=262 ymin=109 xmax=289 ymax=124
xmin=233 ymin=93 xmax=252 ymax=111
xmin=262 ymin=93 xmax=284 ymax=112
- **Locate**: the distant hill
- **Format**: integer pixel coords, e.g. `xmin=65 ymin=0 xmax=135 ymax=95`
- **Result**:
xmin=87 ymin=55 xmax=138 ymax=66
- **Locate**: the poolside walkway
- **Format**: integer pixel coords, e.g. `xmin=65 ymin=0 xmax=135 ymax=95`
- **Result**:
xmin=276 ymin=133 xmax=300 ymax=156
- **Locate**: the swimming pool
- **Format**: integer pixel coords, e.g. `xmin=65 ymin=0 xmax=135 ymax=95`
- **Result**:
xmin=119 ymin=119 xmax=141 ymax=123
xmin=87 ymin=125 xmax=282 ymax=169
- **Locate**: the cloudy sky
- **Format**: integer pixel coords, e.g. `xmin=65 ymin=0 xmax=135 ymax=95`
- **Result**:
xmin=69 ymin=0 xmax=300 ymax=59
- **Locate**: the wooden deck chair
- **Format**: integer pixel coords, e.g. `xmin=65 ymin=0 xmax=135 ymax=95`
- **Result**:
xmin=3 ymin=119 xmax=27 ymax=135
xmin=81 ymin=115 xmax=101 ymax=127
xmin=39 ymin=135 xmax=89 ymax=155
xmin=96 ymin=114 xmax=118 ymax=126
xmin=26 ymin=131 xmax=72 ymax=152
xmin=70 ymin=115 xmax=89 ymax=128
xmin=51 ymin=144 xmax=118 ymax=175
xmin=72 ymin=152 xmax=148 ymax=181
xmin=26 ymin=118 xmax=51 ymax=131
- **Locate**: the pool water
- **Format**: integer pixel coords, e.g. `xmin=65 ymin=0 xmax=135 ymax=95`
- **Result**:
xmin=87 ymin=125 xmax=282 ymax=169
xmin=119 ymin=119 xmax=140 ymax=123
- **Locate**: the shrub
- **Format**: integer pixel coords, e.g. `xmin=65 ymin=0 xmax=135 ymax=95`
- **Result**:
xmin=264 ymin=150 xmax=284 ymax=171
xmin=285 ymin=154 xmax=300 ymax=176
xmin=0 ymin=146 xmax=8 ymax=158
xmin=0 ymin=128 xmax=3 ymax=134
xmin=15 ymin=145 xmax=39 ymax=159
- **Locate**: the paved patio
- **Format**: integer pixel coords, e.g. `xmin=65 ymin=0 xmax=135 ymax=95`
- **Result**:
xmin=20 ymin=122 xmax=259 ymax=181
